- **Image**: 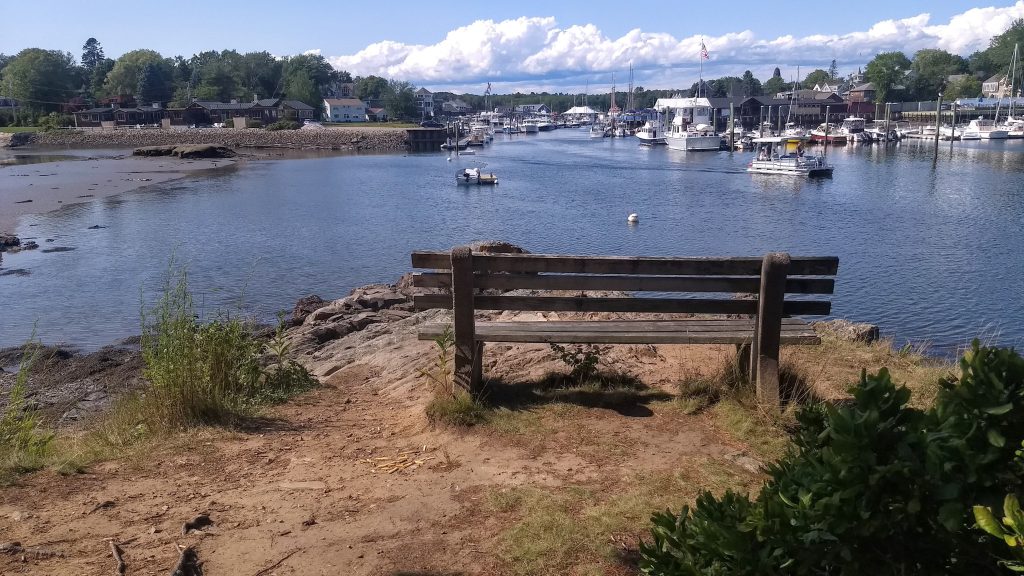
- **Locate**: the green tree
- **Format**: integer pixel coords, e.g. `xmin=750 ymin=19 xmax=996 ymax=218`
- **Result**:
xmin=354 ymin=75 xmax=388 ymax=101
xmin=944 ymin=75 xmax=982 ymax=100
xmin=0 ymin=48 xmax=79 ymax=114
xmin=909 ymin=49 xmax=968 ymax=100
xmin=89 ymin=58 xmax=114 ymax=101
xmin=194 ymin=57 xmax=238 ymax=102
xmin=982 ymin=18 xmax=1024 ymax=77
xmin=865 ymin=51 xmax=911 ymax=102
xmin=103 ymin=49 xmax=170 ymax=98
xmin=282 ymin=69 xmax=320 ymax=113
xmin=740 ymin=70 xmax=762 ymax=97
xmin=81 ymin=38 xmax=104 ymax=72
xmin=828 ymin=59 xmax=839 ymax=80
xmin=136 ymin=62 xmax=169 ymax=104
xmin=763 ymin=67 xmax=787 ymax=97
xmin=384 ymin=79 xmax=417 ymax=120
xmin=238 ymin=51 xmax=282 ymax=100
xmin=803 ymin=69 xmax=831 ymax=89
xmin=0 ymin=53 xmax=11 ymax=73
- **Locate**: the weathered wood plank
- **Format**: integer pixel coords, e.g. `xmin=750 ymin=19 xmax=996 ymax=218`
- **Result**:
xmin=450 ymin=247 xmax=479 ymax=394
xmin=413 ymin=294 xmax=830 ymax=315
xmin=755 ymin=252 xmax=789 ymax=406
xmin=412 ymin=272 xmax=834 ymax=295
xmin=419 ymin=319 xmax=811 ymax=336
xmin=417 ymin=328 xmax=819 ymax=345
xmin=411 ymin=251 xmax=839 ymax=276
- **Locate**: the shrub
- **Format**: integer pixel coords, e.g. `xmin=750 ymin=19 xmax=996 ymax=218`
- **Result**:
xmin=549 ymin=343 xmax=609 ymax=382
xmin=90 ymin=267 xmax=316 ymax=448
xmin=265 ymin=120 xmax=300 ymax=131
xmin=36 ymin=112 xmax=72 ymax=131
xmin=0 ymin=344 xmax=55 ymax=482
xmin=420 ymin=326 xmax=488 ymax=426
xmin=641 ymin=341 xmax=1024 ymax=575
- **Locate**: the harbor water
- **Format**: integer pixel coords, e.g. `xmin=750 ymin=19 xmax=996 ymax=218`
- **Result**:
xmin=2 ymin=131 xmax=1023 ymax=354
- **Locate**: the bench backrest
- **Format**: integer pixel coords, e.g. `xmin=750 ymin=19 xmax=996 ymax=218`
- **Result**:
xmin=411 ymin=249 xmax=837 ymax=316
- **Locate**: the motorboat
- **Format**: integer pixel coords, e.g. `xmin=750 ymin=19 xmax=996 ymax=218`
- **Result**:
xmin=865 ymin=124 xmax=899 ymax=142
xmin=456 ymin=167 xmax=498 ymax=185
xmin=589 ymin=123 xmax=609 ymax=138
xmin=659 ymin=97 xmax=722 ymax=151
xmin=839 ymin=117 xmax=872 ymax=143
xmin=961 ymin=117 xmax=1009 ymax=140
xmin=1002 ymin=116 xmax=1024 ymax=138
xmin=522 ymin=119 xmax=540 ymax=133
xmin=781 ymin=122 xmax=806 ymax=137
xmin=537 ymin=119 xmax=555 ymax=131
xmin=940 ymin=125 xmax=963 ymax=140
xmin=809 ymin=123 xmax=847 ymax=145
xmin=747 ymin=136 xmax=833 ymax=177
xmin=635 ymin=118 xmax=665 ymax=145
xmin=613 ymin=125 xmax=629 ymax=137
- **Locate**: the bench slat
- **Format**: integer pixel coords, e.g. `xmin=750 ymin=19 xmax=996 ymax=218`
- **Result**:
xmin=419 ymin=319 xmax=810 ymax=335
xmin=417 ymin=321 xmax=819 ymax=345
xmin=413 ymin=294 xmax=830 ymax=316
xmin=411 ymin=251 xmax=838 ymax=276
xmin=412 ymin=272 xmax=834 ymax=294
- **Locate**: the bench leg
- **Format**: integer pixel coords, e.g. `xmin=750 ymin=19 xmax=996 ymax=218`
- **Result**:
xmin=472 ymin=342 xmax=484 ymax=393
xmin=735 ymin=343 xmax=751 ymax=382
xmin=755 ymin=252 xmax=789 ymax=407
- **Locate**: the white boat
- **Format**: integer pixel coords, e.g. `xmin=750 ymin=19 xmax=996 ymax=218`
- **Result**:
xmin=781 ymin=122 xmax=806 ymax=137
xmin=613 ymin=125 xmax=628 ymax=137
xmin=1003 ymin=116 xmax=1024 ymax=139
xmin=940 ymin=125 xmax=963 ymax=140
xmin=522 ymin=119 xmax=540 ymax=133
xmin=635 ymin=118 xmax=665 ymax=145
xmin=746 ymin=136 xmax=833 ymax=177
xmin=456 ymin=167 xmax=498 ymax=185
xmin=589 ymin=123 xmax=609 ymax=138
xmin=659 ymin=97 xmax=722 ymax=151
xmin=839 ymin=117 xmax=871 ymax=143
xmin=962 ymin=117 xmax=1009 ymax=140
xmin=537 ymin=119 xmax=555 ymax=131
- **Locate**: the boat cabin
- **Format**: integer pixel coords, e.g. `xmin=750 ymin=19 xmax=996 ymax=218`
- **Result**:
xmin=840 ymin=117 xmax=866 ymax=133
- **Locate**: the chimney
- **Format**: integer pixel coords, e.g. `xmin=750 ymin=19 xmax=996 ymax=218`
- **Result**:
xmin=253 ymin=94 xmax=259 ymax=103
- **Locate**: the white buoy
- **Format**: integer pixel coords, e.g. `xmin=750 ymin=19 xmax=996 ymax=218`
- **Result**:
xmin=447 ymin=156 xmax=452 ymax=162
xmin=627 ymin=213 xmax=639 ymax=223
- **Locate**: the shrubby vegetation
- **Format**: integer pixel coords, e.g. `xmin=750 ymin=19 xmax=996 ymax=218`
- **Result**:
xmin=641 ymin=342 xmax=1024 ymax=575
xmin=0 ymin=345 xmax=55 ymax=483
xmin=265 ymin=119 xmax=301 ymax=131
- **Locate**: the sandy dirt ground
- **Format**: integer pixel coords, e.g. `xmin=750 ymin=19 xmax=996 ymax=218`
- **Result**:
xmin=0 ymin=340 xmax=766 ymax=576
xmin=0 ymin=155 xmax=237 ymax=233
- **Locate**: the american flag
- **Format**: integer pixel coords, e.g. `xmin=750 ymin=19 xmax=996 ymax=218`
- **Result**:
xmin=700 ymin=40 xmax=709 ymax=60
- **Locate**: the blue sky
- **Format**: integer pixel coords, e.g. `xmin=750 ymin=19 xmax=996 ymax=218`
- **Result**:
xmin=3 ymin=1 xmax=1022 ymax=91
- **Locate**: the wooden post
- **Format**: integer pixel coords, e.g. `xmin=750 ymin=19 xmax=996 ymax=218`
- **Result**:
xmin=728 ymin=103 xmax=735 ymax=151
xmin=450 ymin=246 xmax=479 ymax=394
xmin=755 ymin=252 xmax=790 ymax=406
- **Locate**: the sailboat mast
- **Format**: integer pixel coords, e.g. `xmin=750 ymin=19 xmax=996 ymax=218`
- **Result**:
xmin=1011 ymin=43 xmax=1019 ymax=118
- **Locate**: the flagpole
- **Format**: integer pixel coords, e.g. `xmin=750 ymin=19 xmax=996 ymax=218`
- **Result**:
xmin=699 ymin=38 xmax=703 ymax=98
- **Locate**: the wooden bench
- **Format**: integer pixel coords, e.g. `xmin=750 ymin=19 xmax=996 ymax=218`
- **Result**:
xmin=411 ymin=247 xmax=839 ymax=405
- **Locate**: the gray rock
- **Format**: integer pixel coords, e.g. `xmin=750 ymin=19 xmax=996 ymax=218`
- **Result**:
xmin=813 ymin=319 xmax=880 ymax=343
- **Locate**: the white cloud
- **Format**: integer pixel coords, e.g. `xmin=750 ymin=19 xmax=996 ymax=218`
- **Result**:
xmin=325 ymin=2 xmax=1024 ymax=91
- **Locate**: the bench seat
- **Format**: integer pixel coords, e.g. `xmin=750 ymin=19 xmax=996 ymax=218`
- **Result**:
xmin=418 ymin=318 xmax=820 ymax=345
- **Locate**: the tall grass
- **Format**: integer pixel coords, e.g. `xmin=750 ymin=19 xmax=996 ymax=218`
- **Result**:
xmin=88 ymin=267 xmax=315 ymax=450
xmin=0 ymin=343 xmax=55 ymax=483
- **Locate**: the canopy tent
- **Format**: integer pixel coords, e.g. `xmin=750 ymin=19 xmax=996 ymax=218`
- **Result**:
xmin=562 ymin=106 xmax=600 ymax=115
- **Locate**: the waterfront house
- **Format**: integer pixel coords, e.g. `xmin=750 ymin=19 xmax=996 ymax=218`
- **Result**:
xmin=324 ymin=98 xmax=367 ymax=122
xmin=73 ymin=105 xmax=118 ymax=127
xmin=415 ymin=88 xmax=434 ymax=118
xmin=442 ymin=99 xmax=472 ymax=114
xmin=847 ymin=83 xmax=876 ymax=103
xmin=366 ymin=107 xmax=387 ymax=122
xmin=983 ymin=74 xmax=1010 ymax=98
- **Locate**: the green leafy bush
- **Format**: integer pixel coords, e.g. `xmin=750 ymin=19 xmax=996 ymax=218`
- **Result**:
xmin=549 ymin=343 xmax=608 ymax=382
xmin=641 ymin=341 xmax=1024 ymax=575
xmin=265 ymin=120 xmax=300 ymax=131
xmin=36 ymin=112 xmax=72 ymax=131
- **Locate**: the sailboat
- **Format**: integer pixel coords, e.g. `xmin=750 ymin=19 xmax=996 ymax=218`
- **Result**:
xmin=999 ymin=43 xmax=1023 ymax=138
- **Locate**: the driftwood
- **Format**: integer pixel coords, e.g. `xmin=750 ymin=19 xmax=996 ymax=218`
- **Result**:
xmin=169 ymin=545 xmax=202 ymax=576
xmin=251 ymin=549 xmax=300 ymax=576
xmin=109 ymin=541 xmax=126 ymax=575
xmin=0 ymin=541 xmax=65 ymax=559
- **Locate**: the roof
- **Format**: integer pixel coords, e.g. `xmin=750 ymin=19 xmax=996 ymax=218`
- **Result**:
xmin=192 ymin=101 xmax=254 ymax=110
xmin=281 ymin=100 xmax=315 ymax=110
xmin=984 ymin=74 xmax=1005 ymax=84
xmin=562 ymin=105 xmax=600 ymax=115
xmin=705 ymin=96 xmax=746 ymax=108
xmin=256 ymin=98 xmax=281 ymax=107
xmin=850 ymin=83 xmax=875 ymax=92
xmin=368 ymin=107 xmax=385 ymax=113
xmin=77 ymin=107 xmax=116 ymax=114
xmin=654 ymin=97 xmax=713 ymax=109
xmin=324 ymin=98 xmax=365 ymax=107
xmin=415 ymin=88 xmax=432 ymax=95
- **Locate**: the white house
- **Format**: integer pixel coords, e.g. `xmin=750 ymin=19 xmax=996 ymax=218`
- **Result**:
xmin=415 ymin=88 xmax=434 ymax=118
xmin=442 ymin=98 xmax=472 ymax=114
xmin=983 ymin=74 xmax=1010 ymax=98
xmin=323 ymin=98 xmax=366 ymax=122
xmin=514 ymin=103 xmax=551 ymax=114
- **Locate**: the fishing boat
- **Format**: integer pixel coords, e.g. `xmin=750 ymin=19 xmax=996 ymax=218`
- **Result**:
xmin=456 ymin=167 xmax=498 ymax=185
xmin=589 ymin=123 xmax=609 ymax=138
xmin=658 ymin=97 xmax=722 ymax=151
xmin=635 ymin=117 xmax=665 ymax=145
xmin=839 ymin=117 xmax=872 ymax=143
xmin=809 ymin=123 xmax=847 ymax=144
xmin=537 ymin=119 xmax=555 ymax=131
xmin=746 ymin=136 xmax=833 ymax=177
xmin=522 ymin=119 xmax=540 ymax=133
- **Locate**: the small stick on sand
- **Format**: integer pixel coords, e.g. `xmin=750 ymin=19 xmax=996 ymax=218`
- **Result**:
xmin=109 ymin=541 xmax=126 ymax=575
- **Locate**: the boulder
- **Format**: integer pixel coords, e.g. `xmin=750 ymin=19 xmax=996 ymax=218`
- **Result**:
xmin=133 ymin=145 xmax=177 ymax=157
xmin=172 ymin=144 xmax=236 ymax=159
xmin=469 ymin=240 xmax=528 ymax=254
xmin=0 ymin=234 xmax=20 ymax=251
xmin=813 ymin=319 xmax=881 ymax=343
xmin=292 ymin=295 xmax=328 ymax=323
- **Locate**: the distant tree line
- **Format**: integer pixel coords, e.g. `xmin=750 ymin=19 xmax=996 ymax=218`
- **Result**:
xmin=2 ymin=20 xmax=1022 ymax=126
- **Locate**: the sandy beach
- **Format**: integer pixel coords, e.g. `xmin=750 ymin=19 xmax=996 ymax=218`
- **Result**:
xmin=0 ymin=153 xmax=238 ymax=233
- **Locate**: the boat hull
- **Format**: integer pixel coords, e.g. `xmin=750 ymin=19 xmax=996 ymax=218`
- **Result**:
xmin=665 ymin=134 xmax=721 ymax=151
xmin=809 ymin=132 xmax=847 ymax=145
xmin=636 ymin=136 xmax=666 ymax=145
xmin=747 ymin=160 xmax=833 ymax=177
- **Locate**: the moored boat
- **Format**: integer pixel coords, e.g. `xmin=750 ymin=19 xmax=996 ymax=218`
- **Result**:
xmin=962 ymin=117 xmax=1009 ymax=140
xmin=809 ymin=123 xmax=847 ymax=145
xmin=635 ymin=118 xmax=665 ymax=145
xmin=456 ymin=167 xmax=498 ymax=185
xmin=657 ymin=97 xmax=721 ymax=151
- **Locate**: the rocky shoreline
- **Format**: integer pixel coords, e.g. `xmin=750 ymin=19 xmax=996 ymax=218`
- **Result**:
xmin=4 ymin=126 xmax=410 ymax=151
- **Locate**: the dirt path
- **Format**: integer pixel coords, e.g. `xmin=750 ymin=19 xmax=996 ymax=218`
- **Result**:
xmin=0 ymin=337 xmax=766 ymax=575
